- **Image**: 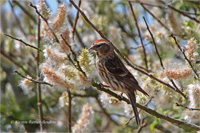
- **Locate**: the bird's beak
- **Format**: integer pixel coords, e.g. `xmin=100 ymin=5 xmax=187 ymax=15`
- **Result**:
xmin=88 ymin=45 xmax=96 ymax=50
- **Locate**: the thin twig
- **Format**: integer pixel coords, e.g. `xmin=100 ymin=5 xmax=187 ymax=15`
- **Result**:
xmin=67 ymin=90 xmax=72 ymax=133
xmin=29 ymin=2 xmax=60 ymax=43
xmin=69 ymin=0 xmax=106 ymax=38
xmin=4 ymin=34 xmax=43 ymax=53
xmin=176 ymin=103 xmax=200 ymax=111
xmin=91 ymin=81 xmax=200 ymax=130
xmin=68 ymin=15 xmax=85 ymax=48
xmin=95 ymin=97 xmax=119 ymax=126
xmin=36 ymin=16 xmax=44 ymax=131
xmin=143 ymin=17 xmax=164 ymax=69
xmin=129 ymin=0 xmax=165 ymax=8
xmin=69 ymin=0 xmax=188 ymax=98
xmin=140 ymin=4 xmax=170 ymax=32
xmin=8 ymin=0 xmax=27 ymax=36
xmin=129 ymin=42 xmax=151 ymax=50
xmin=171 ymin=34 xmax=199 ymax=78
xmin=159 ymin=0 xmax=200 ymax=23
xmin=72 ymin=0 xmax=81 ymax=40
xmin=15 ymin=71 xmax=53 ymax=87
xmin=13 ymin=1 xmax=37 ymax=23
xmin=136 ymin=118 xmax=147 ymax=133
xmin=143 ymin=17 xmax=187 ymax=99
xmin=126 ymin=96 xmax=154 ymax=125
xmin=128 ymin=2 xmax=148 ymax=70
xmin=130 ymin=0 xmax=200 ymax=16
xmin=60 ymin=34 xmax=87 ymax=77
xmin=1 ymin=50 xmax=33 ymax=77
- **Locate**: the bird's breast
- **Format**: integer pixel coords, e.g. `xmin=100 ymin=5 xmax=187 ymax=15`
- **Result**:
xmin=96 ymin=60 xmax=126 ymax=92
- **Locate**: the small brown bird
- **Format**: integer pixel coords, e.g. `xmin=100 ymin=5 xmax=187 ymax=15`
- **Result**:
xmin=89 ymin=39 xmax=148 ymax=125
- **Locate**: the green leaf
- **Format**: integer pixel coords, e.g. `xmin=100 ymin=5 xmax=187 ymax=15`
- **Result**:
xmin=150 ymin=119 xmax=159 ymax=130
xmin=184 ymin=21 xmax=194 ymax=28
xmin=95 ymin=116 xmax=102 ymax=126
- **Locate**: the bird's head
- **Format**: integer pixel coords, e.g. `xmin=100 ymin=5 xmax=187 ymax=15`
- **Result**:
xmin=89 ymin=39 xmax=114 ymax=57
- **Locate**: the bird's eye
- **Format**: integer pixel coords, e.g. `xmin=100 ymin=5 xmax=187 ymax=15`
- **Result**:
xmin=96 ymin=44 xmax=102 ymax=48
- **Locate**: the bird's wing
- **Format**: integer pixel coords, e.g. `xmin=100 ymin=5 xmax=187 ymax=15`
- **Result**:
xmin=104 ymin=57 xmax=129 ymax=77
xmin=105 ymin=56 xmax=149 ymax=96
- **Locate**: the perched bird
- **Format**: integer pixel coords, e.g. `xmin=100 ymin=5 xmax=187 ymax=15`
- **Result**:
xmin=89 ymin=39 xmax=149 ymax=125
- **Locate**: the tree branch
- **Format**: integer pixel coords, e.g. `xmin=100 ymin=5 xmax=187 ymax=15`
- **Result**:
xmin=67 ymin=90 xmax=72 ymax=133
xmin=71 ymin=0 xmax=81 ymax=41
xmin=1 ymin=50 xmax=33 ymax=77
xmin=143 ymin=17 xmax=186 ymax=99
xmin=15 ymin=71 xmax=53 ymax=87
xmin=91 ymin=81 xmax=200 ymax=130
xmin=4 ymin=34 xmax=43 ymax=53
xmin=128 ymin=2 xmax=148 ymax=70
xmin=13 ymin=1 xmax=37 ymax=23
xmin=159 ymin=0 xmax=200 ymax=23
xmin=60 ymin=34 xmax=87 ymax=77
xmin=171 ymin=34 xmax=199 ymax=78
xmin=30 ymin=2 xmax=60 ymax=43
xmin=36 ymin=16 xmax=44 ymax=131
xmin=68 ymin=15 xmax=85 ymax=48
xmin=95 ymin=97 xmax=119 ymax=126
xmin=8 ymin=0 xmax=27 ymax=36
xmin=176 ymin=103 xmax=200 ymax=111
xmin=140 ymin=4 xmax=170 ymax=32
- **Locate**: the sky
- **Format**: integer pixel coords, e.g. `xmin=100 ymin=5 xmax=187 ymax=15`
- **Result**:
xmin=1 ymin=0 xmax=154 ymax=51
xmin=2 ymin=0 xmax=63 ymax=15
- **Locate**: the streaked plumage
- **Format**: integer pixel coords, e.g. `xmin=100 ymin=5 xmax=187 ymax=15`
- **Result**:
xmin=89 ymin=39 xmax=148 ymax=125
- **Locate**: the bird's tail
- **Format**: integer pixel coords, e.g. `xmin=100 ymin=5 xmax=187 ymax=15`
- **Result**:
xmin=126 ymin=89 xmax=140 ymax=125
xmin=136 ymin=85 xmax=149 ymax=96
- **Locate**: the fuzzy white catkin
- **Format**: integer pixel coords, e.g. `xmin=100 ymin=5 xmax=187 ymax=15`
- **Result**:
xmin=72 ymin=103 xmax=94 ymax=133
xmin=185 ymin=84 xmax=200 ymax=123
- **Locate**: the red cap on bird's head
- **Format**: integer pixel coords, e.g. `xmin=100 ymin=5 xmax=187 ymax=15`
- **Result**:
xmin=93 ymin=39 xmax=108 ymax=44
xmin=89 ymin=39 xmax=110 ymax=50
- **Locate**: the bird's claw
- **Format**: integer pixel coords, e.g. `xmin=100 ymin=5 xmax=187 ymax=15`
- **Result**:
xmin=119 ymin=92 xmax=124 ymax=100
xmin=99 ymin=83 xmax=110 ymax=88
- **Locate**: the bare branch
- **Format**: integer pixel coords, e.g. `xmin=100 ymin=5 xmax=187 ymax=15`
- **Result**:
xmin=128 ymin=2 xmax=148 ymax=70
xmin=1 ymin=50 xmax=33 ymax=77
xmin=36 ymin=16 xmax=44 ymax=131
xmin=140 ymin=4 xmax=170 ymax=32
xmin=136 ymin=118 xmax=147 ymax=133
xmin=171 ymin=34 xmax=199 ymax=78
xmin=60 ymin=34 xmax=87 ymax=77
xmin=143 ymin=17 xmax=187 ymax=99
xmin=68 ymin=15 xmax=85 ymax=48
xmin=15 ymin=71 xmax=53 ymax=87
xmin=95 ymin=97 xmax=119 ymax=126
xmin=129 ymin=0 xmax=165 ymax=8
xmin=126 ymin=96 xmax=154 ymax=125
xmin=4 ymin=34 xmax=43 ymax=53
xmin=129 ymin=42 xmax=151 ymax=50
xmin=159 ymin=0 xmax=200 ymax=23
xmin=72 ymin=0 xmax=81 ymax=41
xmin=91 ymin=81 xmax=200 ymax=130
xmin=29 ymin=2 xmax=60 ymax=43
xmin=176 ymin=103 xmax=200 ymax=111
xmin=67 ymin=90 xmax=72 ymax=132
xmin=13 ymin=1 xmax=37 ymax=23
xmin=8 ymin=0 xmax=27 ymax=36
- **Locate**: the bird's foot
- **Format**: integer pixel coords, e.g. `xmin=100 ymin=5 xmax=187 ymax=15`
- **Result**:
xmin=99 ymin=83 xmax=110 ymax=88
xmin=119 ymin=92 xmax=124 ymax=100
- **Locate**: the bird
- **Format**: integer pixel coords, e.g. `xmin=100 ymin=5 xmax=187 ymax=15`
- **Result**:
xmin=89 ymin=39 xmax=149 ymax=125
